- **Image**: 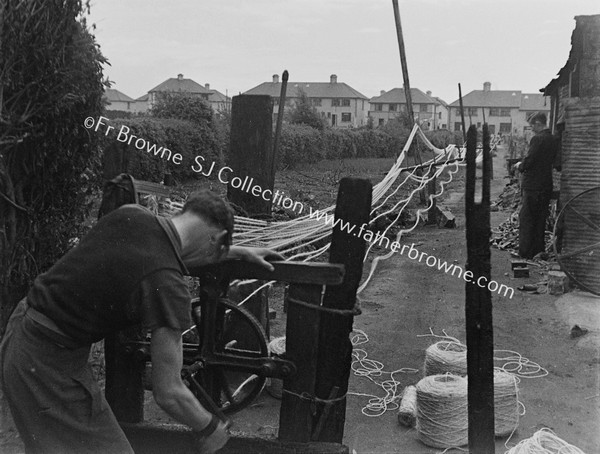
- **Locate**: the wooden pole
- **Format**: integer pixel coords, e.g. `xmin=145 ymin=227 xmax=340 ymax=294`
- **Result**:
xmin=271 ymin=70 xmax=289 ymax=179
xmin=465 ymin=124 xmax=495 ymax=454
xmin=392 ymin=0 xmax=427 ymax=203
xmin=313 ymin=177 xmax=372 ymax=442
xmin=459 ymin=83 xmax=467 ymax=143
xmin=392 ymin=0 xmax=414 ymax=126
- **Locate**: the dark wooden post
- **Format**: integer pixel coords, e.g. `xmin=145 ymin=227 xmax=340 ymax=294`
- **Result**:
xmin=459 ymin=83 xmax=467 ymax=143
xmin=314 ymin=178 xmax=372 ymax=442
xmin=228 ymin=94 xmax=275 ymax=216
xmin=465 ymin=124 xmax=495 ymax=453
xmin=278 ymin=283 xmax=323 ymax=442
xmin=227 ymin=94 xmax=275 ymax=333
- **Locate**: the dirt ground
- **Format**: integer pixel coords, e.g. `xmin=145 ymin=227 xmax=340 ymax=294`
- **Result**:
xmin=1 ymin=145 xmax=598 ymax=453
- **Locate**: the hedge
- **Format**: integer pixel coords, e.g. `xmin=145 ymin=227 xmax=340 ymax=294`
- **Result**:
xmin=102 ymin=117 xmax=223 ymax=182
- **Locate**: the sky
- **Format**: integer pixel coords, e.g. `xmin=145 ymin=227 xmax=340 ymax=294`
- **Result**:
xmin=88 ymin=0 xmax=599 ymax=104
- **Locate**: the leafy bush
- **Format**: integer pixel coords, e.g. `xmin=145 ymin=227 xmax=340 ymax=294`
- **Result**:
xmin=0 ymin=0 xmax=106 ymax=332
xmin=103 ymin=117 xmax=223 ymax=183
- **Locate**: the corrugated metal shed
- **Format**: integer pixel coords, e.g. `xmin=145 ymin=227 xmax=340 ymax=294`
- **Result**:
xmin=558 ymin=99 xmax=600 ymax=293
xmin=543 ymin=15 xmax=600 ymax=294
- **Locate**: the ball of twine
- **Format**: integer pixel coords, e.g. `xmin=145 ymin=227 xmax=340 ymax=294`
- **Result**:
xmin=415 ymin=374 xmax=468 ymax=449
xmin=424 ymin=340 xmax=467 ymax=377
xmin=266 ymin=337 xmax=286 ymax=399
xmin=494 ymin=370 xmax=520 ymax=437
xmin=268 ymin=336 xmax=286 ymax=356
xmin=505 ymin=428 xmax=586 ymax=454
xmin=397 ymin=385 xmax=417 ymax=427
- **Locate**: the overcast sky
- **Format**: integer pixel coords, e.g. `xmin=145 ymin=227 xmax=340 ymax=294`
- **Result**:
xmin=88 ymin=0 xmax=598 ymax=104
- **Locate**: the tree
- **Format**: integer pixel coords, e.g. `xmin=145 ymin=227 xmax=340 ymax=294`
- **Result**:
xmin=150 ymin=91 xmax=214 ymax=127
xmin=0 ymin=0 xmax=107 ymax=333
xmin=287 ymin=88 xmax=327 ymax=130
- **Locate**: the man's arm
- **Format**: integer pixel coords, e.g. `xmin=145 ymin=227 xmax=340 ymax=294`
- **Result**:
xmin=151 ymin=327 xmax=229 ymax=452
xmin=520 ymin=135 xmax=544 ymax=172
xmin=150 ymin=326 xmax=214 ymax=430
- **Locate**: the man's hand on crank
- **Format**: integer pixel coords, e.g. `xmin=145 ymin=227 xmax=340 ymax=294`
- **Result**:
xmin=192 ymin=416 xmax=229 ymax=454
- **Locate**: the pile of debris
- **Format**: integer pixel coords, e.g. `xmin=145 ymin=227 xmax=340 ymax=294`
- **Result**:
xmin=492 ymin=181 xmax=520 ymax=211
xmin=491 ymin=210 xmax=520 ymax=252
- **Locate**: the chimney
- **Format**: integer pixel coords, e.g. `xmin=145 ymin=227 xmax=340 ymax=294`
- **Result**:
xmin=273 ymin=74 xmax=279 ymax=83
xmin=177 ymin=73 xmax=183 ymax=80
xmin=426 ymin=90 xmax=432 ymax=96
xmin=483 ymin=81 xmax=491 ymax=92
xmin=330 ymin=74 xmax=337 ymax=84
xmin=380 ymin=90 xmax=386 ymax=95
xmin=205 ymin=83 xmax=210 ymax=90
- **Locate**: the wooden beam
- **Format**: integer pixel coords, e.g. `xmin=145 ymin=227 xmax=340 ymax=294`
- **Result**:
xmin=187 ymin=261 xmax=345 ymax=286
xmin=465 ymin=124 xmax=495 ymax=453
xmin=314 ymin=178 xmax=372 ymax=443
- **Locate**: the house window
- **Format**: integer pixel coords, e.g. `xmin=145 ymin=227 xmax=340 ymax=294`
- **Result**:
xmin=489 ymin=108 xmax=499 ymax=117
xmin=378 ymin=118 xmax=385 ymax=126
xmin=375 ymin=104 xmax=383 ymax=111
xmin=342 ymin=99 xmax=350 ymax=107
xmin=420 ymin=104 xmax=428 ymax=113
xmin=499 ymin=108 xmax=511 ymax=117
xmin=468 ymin=108 xmax=478 ymax=116
xmin=312 ymin=98 xmax=322 ymax=107
xmin=499 ymin=123 xmax=511 ymax=133
xmin=438 ymin=112 xmax=442 ymax=119
xmin=455 ymin=108 xmax=463 ymax=117
xmin=341 ymin=113 xmax=352 ymax=122
xmin=332 ymin=99 xmax=341 ymax=107
xmin=389 ymin=103 xmax=397 ymax=112
xmin=454 ymin=122 xmax=462 ymax=131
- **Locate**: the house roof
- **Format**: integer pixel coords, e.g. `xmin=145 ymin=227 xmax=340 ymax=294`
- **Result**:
xmin=244 ymin=81 xmax=368 ymax=99
xmin=136 ymin=93 xmax=149 ymax=102
xmin=148 ymin=75 xmax=211 ymax=94
xmin=520 ymin=93 xmax=549 ymax=111
xmin=449 ymin=90 xmax=522 ymax=108
xmin=104 ymin=88 xmax=135 ymax=103
xmin=208 ymin=89 xmax=229 ymax=103
xmin=369 ymin=87 xmax=439 ymax=105
xmin=434 ymin=96 xmax=449 ymax=108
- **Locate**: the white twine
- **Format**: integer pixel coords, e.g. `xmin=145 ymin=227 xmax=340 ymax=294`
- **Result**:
xmin=348 ymin=329 xmax=419 ymax=417
xmin=416 ymin=374 xmax=469 ymax=449
xmin=494 ymin=370 xmax=521 ymax=437
xmin=504 ymin=428 xmax=586 ymax=454
xmin=419 ymin=329 xmax=549 ymax=380
xmin=268 ymin=336 xmax=286 ymax=356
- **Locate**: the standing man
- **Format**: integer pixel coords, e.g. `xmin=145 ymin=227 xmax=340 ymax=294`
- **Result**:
xmin=514 ymin=112 xmax=559 ymax=259
xmin=1 ymin=189 xmax=283 ymax=454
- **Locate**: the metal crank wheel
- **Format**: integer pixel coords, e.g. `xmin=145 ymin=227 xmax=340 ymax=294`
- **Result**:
xmin=185 ymin=297 xmax=269 ymax=414
xmin=553 ymin=186 xmax=600 ymax=295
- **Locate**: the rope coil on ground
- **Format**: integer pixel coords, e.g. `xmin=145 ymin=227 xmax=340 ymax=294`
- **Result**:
xmin=504 ymin=428 xmax=586 ymax=454
xmin=424 ymin=339 xmax=468 ymax=376
xmin=415 ymin=374 xmax=469 ymax=449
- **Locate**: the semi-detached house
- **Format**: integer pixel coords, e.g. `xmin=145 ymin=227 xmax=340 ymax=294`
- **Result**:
xmin=448 ymin=82 xmax=550 ymax=136
xmin=244 ymin=74 xmax=369 ymax=128
xmin=368 ymin=87 xmax=448 ymax=129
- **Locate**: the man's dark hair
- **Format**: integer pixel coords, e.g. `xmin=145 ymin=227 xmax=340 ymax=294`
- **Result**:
xmin=528 ymin=112 xmax=547 ymax=125
xmin=181 ymin=189 xmax=234 ymax=245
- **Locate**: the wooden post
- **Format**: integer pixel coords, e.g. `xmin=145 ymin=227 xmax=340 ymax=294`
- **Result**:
xmin=465 ymin=124 xmax=495 ymax=453
xmin=313 ymin=178 xmax=372 ymax=443
xmin=426 ymin=176 xmax=438 ymax=225
xmin=228 ymin=94 xmax=275 ymax=333
xmin=459 ymin=83 xmax=467 ymax=143
xmin=272 ymin=70 xmax=289 ymax=179
xmin=278 ymin=283 xmax=323 ymax=442
xmin=228 ymin=94 xmax=275 ymax=216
